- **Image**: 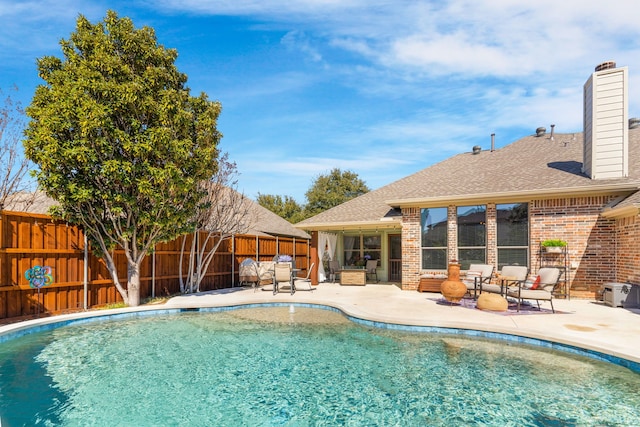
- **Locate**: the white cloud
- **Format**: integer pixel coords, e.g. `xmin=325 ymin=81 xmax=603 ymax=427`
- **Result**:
xmin=281 ymin=31 xmax=323 ymax=63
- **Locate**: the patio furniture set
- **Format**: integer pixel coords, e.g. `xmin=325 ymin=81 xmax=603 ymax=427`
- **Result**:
xmin=461 ymin=264 xmax=562 ymax=313
xmin=239 ymin=258 xmax=315 ymax=295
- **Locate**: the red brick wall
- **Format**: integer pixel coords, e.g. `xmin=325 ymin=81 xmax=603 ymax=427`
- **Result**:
xmin=402 ymin=195 xmax=626 ymax=298
xmin=530 ymin=196 xmax=617 ymax=298
xmin=616 ymin=215 xmax=640 ymax=286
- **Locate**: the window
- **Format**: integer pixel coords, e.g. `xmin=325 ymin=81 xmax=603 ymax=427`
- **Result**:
xmin=421 ymin=207 xmax=448 ymax=269
xmin=496 ymin=203 xmax=528 ymax=269
xmin=457 ymin=205 xmax=486 ymax=269
xmin=343 ymin=234 xmax=381 ymax=265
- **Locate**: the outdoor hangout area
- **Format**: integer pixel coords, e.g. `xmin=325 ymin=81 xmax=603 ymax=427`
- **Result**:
xmin=3 ymin=6 xmax=640 ymax=424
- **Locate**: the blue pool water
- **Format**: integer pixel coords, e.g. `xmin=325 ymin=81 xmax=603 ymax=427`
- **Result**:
xmin=1 ymin=306 xmax=640 ymax=426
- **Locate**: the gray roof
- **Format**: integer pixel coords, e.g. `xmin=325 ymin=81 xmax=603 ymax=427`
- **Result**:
xmin=247 ymin=200 xmax=310 ymax=239
xmin=297 ymin=128 xmax=640 ymax=230
xmin=5 ymin=190 xmax=309 ymax=240
xmin=3 ymin=191 xmax=57 ymax=214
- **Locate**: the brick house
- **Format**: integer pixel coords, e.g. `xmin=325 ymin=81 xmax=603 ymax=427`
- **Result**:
xmin=296 ymin=62 xmax=639 ymax=299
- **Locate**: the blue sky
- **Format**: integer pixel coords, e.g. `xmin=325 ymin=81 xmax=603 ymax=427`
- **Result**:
xmin=2 ymin=1 xmax=640 ymax=203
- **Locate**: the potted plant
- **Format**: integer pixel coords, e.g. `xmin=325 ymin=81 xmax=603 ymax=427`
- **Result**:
xmin=541 ymin=239 xmax=567 ymax=253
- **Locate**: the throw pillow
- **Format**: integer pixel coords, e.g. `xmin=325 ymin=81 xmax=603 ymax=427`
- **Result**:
xmin=530 ymin=275 xmax=541 ymax=290
xmin=463 ymin=270 xmax=481 ymax=285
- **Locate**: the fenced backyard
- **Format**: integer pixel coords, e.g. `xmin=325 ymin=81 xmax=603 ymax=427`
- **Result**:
xmin=0 ymin=211 xmax=310 ymax=320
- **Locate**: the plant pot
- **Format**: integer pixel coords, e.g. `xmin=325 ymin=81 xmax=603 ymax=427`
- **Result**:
xmin=545 ymin=246 xmax=564 ymax=254
xmin=440 ymin=262 xmax=467 ymax=303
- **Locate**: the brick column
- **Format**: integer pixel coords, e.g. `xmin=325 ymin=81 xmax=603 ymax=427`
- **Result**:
xmin=402 ymin=207 xmax=421 ymax=290
xmin=447 ymin=205 xmax=457 ymax=261
xmin=486 ymin=203 xmax=496 ymax=266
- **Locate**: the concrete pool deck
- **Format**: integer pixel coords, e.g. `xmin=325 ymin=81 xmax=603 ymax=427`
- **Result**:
xmin=162 ymin=282 xmax=640 ymax=365
xmin=2 ymin=282 xmax=639 ymax=368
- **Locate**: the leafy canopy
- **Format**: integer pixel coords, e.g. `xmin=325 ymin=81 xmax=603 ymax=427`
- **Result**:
xmin=257 ymin=168 xmax=369 ymax=221
xmin=304 ymin=168 xmax=369 ymax=217
xmin=23 ymin=10 xmax=222 ymax=256
xmin=256 ymin=193 xmax=305 ymax=223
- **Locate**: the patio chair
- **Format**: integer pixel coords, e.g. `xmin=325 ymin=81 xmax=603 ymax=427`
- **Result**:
xmin=239 ymin=258 xmax=259 ymax=289
xmin=365 ymin=259 xmax=379 ymax=283
xmin=253 ymin=261 xmax=275 ymax=292
xmin=506 ymin=267 xmax=561 ymax=313
xmin=293 ymin=263 xmax=315 ymax=291
xmin=462 ymin=264 xmax=494 ymax=298
xmin=329 ymin=260 xmax=341 ymax=283
xmin=481 ymin=265 xmax=528 ymax=296
xmin=273 ymin=263 xmax=294 ymax=295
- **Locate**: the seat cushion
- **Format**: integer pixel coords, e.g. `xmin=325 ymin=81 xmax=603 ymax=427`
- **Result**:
xmin=481 ymin=283 xmax=503 ymax=294
xmin=507 ymin=288 xmax=552 ymax=300
xmin=500 ymin=266 xmax=528 ymax=281
xmin=463 ymin=271 xmax=482 ymax=290
xmin=538 ymin=268 xmax=561 ymax=285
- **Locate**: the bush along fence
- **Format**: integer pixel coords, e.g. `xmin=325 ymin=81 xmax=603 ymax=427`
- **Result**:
xmin=0 ymin=211 xmax=310 ymax=320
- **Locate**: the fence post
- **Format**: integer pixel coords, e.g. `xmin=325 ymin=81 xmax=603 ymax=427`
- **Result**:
xmin=152 ymin=249 xmax=156 ymax=298
xmin=231 ymin=234 xmax=235 ymax=287
xmin=83 ymin=233 xmax=88 ymax=310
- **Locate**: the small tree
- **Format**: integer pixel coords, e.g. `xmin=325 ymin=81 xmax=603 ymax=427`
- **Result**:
xmin=24 ymin=11 xmax=222 ymax=306
xmin=0 ymin=88 xmax=34 ymax=211
xmin=256 ymin=193 xmax=305 ymax=223
xmin=179 ymin=154 xmax=255 ymax=293
xmin=304 ymin=168 xmax=369 ymax=216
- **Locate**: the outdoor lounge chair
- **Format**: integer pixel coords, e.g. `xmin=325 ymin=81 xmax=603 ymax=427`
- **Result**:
xmin=365 ymin=259 xmax=379 ymax=282
xmin=506 ymin=267 xmax=561 ymax=313
xmin=481 ymin=265 xmax=528 ymax=296
xmin=462 ymin=264 xmax=494 ymax=298
xmin=293 ymin=263 xmax=315 ymax=291
xmin=273 ymin=263 xmax=294 ymax=295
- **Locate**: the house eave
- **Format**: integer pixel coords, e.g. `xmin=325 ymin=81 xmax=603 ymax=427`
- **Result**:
xmin=601 ymin=205 xmax=640 ymax=219
xmin=294 ymin=219 xmax=402 ymax=232
xmin=385 ymin=184 xmax=640 ymax=208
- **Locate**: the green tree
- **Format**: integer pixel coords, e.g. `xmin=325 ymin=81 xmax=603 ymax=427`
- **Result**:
xmin=304 ymin=168 xmax=369 ymax=216
xmin=23 ymin=11 xmax=222 ymax=306
xmin=256 ymin=193 xmax=305 ymax=223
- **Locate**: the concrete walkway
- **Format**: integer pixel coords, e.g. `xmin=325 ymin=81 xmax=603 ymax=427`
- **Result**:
xmin=163 ymin=282 xmax=640 ymax=366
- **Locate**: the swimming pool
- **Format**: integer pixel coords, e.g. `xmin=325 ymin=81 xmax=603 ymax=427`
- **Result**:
xmin=1 ymin=304 xmax=639 ymax=426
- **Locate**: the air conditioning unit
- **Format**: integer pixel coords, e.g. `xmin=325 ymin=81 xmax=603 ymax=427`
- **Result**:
xmin=602 ymin=283 xmax=640 ymax=308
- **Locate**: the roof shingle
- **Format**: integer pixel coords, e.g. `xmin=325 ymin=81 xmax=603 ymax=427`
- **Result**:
xmin=297 ymin=129 xmax=640 ymax=229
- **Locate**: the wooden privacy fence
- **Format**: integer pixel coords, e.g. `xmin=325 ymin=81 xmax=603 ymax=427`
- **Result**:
xmin=0 ymin=211 xmax=310 ymax=320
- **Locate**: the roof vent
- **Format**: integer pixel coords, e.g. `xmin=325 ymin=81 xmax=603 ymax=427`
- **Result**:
xmin=630 ymin=118 xmax=640 ymax=129
xmin=472 ymin=145 xmax=481 ymax=154
xmin=595 ymin=61 xmax=616 ymax=72
xmin=536 ymin=127 xmax=546 ymax=137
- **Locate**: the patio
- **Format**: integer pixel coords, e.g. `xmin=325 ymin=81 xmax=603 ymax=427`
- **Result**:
xmin=163 ymin=282 xmax=640 ymax=367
